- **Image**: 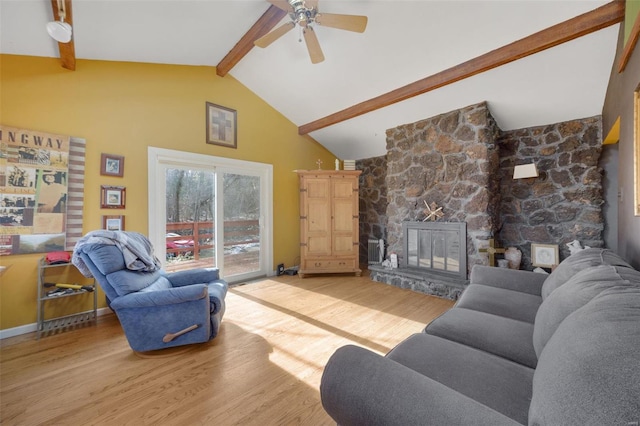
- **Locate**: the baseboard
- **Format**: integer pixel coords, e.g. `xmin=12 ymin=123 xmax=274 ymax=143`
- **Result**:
xmin=0 ymin=323 xmax=37 ymax=340
xmin=0 ymin=307 xmax=113 ymax=340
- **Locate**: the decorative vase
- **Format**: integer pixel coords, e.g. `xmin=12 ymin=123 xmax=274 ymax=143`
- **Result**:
xmin=504 ymin=247 xmax=522 ymax=270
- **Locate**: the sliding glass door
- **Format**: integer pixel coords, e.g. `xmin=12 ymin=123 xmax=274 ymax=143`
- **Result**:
xmin=221 ymin=172 xmax=262 ymax=277
xmin=148 ymin=147 xmax=273 ymax=282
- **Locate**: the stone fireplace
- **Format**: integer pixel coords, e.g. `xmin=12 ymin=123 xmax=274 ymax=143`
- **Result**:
xmin=361 ymin=101 xmax=604 ymax=300
xmin=367 ymin=102 xmax=499 ymax=299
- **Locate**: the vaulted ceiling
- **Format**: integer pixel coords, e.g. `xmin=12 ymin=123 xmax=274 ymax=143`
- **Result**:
xmin=0 ymin=0 xmax=623 ymax=159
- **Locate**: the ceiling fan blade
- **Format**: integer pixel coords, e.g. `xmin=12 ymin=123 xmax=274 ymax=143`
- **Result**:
xmin=255 ymin=22 xmax=296 ymax=48
xmin=315 ymin=13 xmax=367 ymax=33
xmin=303 ymin=27 xmax=325 ymax=64
xmin=267 ymin=0 xmax=293 ymax=12
xmin=305 ymin=0 xmax=319 ymax=10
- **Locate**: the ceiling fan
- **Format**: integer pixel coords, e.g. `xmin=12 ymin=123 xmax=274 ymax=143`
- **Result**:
xmin=255 ymin=0 xmax=368 ymax=64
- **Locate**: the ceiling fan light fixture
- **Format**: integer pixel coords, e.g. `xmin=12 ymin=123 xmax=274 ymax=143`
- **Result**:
xmin=47 ymin=0 xmax=72 ymax=43
xmin=258 ymin=0 xmax=366 ymax=63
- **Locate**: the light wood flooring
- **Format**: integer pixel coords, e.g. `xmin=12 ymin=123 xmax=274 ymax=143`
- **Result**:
xmin=0 ymin=272 xmax=453 ymax=425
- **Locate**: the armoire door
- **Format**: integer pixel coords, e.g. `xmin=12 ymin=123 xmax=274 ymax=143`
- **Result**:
xmin=331 ymin=176 xmax=358 ymax=257
xmin=301 ymin=176 xmax=331 ymax=257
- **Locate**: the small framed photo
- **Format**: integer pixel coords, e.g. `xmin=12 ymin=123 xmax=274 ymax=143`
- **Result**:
xmin=531 ymin=243 xmax=559 ymax=268
xmin=101 ymin=185 xmax=126 ymax=209
xmin=100 ymin=153 xmax=124 ymax=177
xmin=102 ymin=215 xmax=125 ymax=231
xmin=206 ymin=102 xmax=237 ymax=148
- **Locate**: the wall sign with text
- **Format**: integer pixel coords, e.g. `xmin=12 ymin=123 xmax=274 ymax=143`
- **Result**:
xmin=0 ymin=125 xmax=71 ymax=255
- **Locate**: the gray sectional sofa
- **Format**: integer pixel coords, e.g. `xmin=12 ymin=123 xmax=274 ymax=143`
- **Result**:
xmin=320 ymin=248 xmax=640 ymax=425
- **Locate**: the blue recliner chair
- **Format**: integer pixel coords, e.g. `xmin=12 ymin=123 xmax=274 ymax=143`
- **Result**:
xmin=73 ymin=230 xmax=228 ymax=352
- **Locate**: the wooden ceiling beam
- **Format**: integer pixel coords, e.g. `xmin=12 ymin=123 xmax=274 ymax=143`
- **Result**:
xmin=298 ymin=0 xmax=625 ymax=135
xmin=50 ymin=0 xmax=76 ymax=71
xmin=216 ymin=5 xmax=288 ymax=77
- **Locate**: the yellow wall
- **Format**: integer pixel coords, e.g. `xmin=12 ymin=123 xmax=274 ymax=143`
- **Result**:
xmin=624 ymin=0 xmax=640 ymax=44
xmin=0 ymin=54 xmax=337 ymax=330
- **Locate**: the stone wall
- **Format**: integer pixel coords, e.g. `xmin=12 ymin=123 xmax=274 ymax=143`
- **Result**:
xmin=497 ymin=116 xmax=604 ymax=269
xmin=357 ymin=106 xmax=606 ymax=284
xmin=384 ymin=102 xmax=501 ymax=273
xmin=357 ymin=155 xmax=388 ymax=264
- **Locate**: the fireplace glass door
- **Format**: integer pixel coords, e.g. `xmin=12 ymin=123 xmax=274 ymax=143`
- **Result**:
xmin=403 ymin=222 xmax=466 ymax=279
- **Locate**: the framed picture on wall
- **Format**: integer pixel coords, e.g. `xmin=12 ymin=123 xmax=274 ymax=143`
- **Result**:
xmin=531 ymin=243 xmax=559 ymax=268
xmin=101 ymin=185 xmax=126 ymax=209
xmin=206 ymin=102 xmax=237 ymax=148
xmin=102 ymin=215 xmax=125 ymax=231
xmin=100 ymin=153 xmax=125 ymax=177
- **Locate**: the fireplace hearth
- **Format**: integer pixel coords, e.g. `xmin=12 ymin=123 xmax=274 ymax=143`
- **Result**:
xmin=403 ymin=221 xmax=467 ymax=281
xmin=368 ymin=263 xmax=468 ymax=300
xmin=370 ymin=220 xmax=468 ymax=301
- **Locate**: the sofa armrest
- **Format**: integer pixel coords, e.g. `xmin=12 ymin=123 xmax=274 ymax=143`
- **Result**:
xmin=207 ymin=281 xmax=228 ymax=315
xmin=321 ymin=345 xmax=521 ymax=426
xmin=166 ymin=268 xmax=220 ymax=287
xmin=111 ymin=284 xmax=208 ymax=309
xmin=470 ymin=265 xmax=546 ymax=295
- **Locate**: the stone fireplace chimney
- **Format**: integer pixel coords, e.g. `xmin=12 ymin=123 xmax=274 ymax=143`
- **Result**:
xmin=384 ymin=102 xmax=501 ymax=274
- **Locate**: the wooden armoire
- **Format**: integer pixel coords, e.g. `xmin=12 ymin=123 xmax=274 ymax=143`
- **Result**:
xmin=296 ymin=170 xmax=362 ymax=278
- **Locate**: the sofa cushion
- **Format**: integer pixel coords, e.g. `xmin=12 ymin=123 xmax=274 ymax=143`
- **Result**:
xmin=425 ymin=308 xmax=537 ymax=368
xmin=107 ymin=269 xmax=167 ymax=297
xmin=166 ymin=268 xmax=220 ymax=286
xmin=456 ymin=284 xmax=542 ymax=323
xmin=540 ymin=248 xmax=631 ymax=300
xmin=81 ymin=244 xmax=126 ymax=276
xmin=533 ymin=265 xmax=640 ymax=357
xmin=529 ymin=286 xmax=640 ymax=425
xmin=387 ymin=333 xmax=534 ymax=424
xmin=321 ymin=345 xmax=522 ymax=426
xmin=470 ymin=265 xmax=547 ymax=295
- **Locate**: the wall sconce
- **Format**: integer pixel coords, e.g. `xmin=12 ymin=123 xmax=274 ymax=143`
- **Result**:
xmin=513 ymin=163 xmax=539 ymax=180
xmin=46 ymin=0 xmax=73 ymax=43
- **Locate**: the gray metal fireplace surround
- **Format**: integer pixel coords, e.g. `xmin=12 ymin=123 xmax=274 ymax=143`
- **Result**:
xmin=403 ymin=221 xmax=467 ymax=281
xmin=369 ymin=221 xmax=468 ymax=300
